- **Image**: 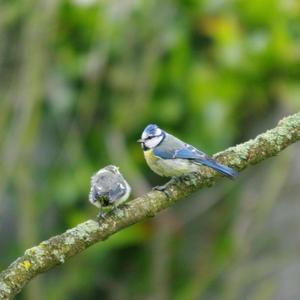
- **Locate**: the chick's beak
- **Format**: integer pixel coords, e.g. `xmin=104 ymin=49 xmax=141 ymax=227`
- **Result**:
xmin=137 ymin=138 xmax=144 ymax=143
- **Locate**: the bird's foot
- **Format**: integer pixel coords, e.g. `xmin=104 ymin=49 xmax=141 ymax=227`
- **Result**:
xmin=152 ymin=177 xmax=179 ymax=198
xmin=153 ymin=185 xmax=172 ymax=198
xmin=96 ymin=210 xmax=107 ymax=220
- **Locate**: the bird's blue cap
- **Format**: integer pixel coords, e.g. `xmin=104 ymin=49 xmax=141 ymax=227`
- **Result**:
xmin=144 ymin=124 xmax=159 ymax=136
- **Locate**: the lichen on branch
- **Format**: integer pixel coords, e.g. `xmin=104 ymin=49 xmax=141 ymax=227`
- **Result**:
xmin=0 ymin=112 xmax=300 ymax=299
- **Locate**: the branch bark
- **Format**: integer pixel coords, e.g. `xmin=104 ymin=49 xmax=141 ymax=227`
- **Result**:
xmin=1 ymin=112 xmax=300 ymax=299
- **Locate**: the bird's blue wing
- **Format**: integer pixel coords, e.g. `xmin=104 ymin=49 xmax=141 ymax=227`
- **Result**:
xmin=174 ymin=144 xmax=205 ymax=160
xmin=108 ymin=183 xmax=126 ymax=203
xmin=175 ymin=146 xmax=238 ymax=178
xmin=153 ymin=143 xmax=204 ymax=159
xmin=153 ymin=144 xmax=238 ymax=179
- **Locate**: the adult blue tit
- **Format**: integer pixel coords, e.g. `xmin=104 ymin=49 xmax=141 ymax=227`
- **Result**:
xmin=89 ymin=165 xmax=131 ymax=218
xmin=138 ymin=124 xmax=238 ymax=179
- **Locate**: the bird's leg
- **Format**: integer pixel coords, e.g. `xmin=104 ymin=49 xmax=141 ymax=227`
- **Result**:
xmin=153 ymin=186 xmax=172 ymax=198
xmin=97 ymin=208 xmax=107 ymax=220
xmin=153 ymin=176 xmax=179 ymax=198
xmin=111 ymin=204 xmax=124 ymax=218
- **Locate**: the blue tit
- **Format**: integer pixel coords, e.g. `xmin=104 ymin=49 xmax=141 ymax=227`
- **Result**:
xmin=89 ymin=165 xmax=131 ymax=218
xmin=138 ymin=124 xmax=238 ymax=179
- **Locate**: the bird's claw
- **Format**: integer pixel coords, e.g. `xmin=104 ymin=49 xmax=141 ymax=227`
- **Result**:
xmin=153 ymin=185 xmax=172 ymax=198
xmin=97 ymin=211 xmax=107 ymax=220
xmin=153 ymin=176 xmax=182 ymax=198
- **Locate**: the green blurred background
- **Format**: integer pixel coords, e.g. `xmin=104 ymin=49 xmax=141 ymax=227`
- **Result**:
xmin=1 ymin=0 xmax=300 ymax=299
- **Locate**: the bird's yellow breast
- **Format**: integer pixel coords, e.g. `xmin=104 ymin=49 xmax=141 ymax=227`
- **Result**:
xmin=143 ymin=149 xmax=165 ymax=176
xmin=144 ymin=149 xmax=160 ymax=167
xmin=143 ymin=149 xmax=199 ymax=177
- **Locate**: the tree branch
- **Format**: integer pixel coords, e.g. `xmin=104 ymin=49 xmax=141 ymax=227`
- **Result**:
xmin=1 ymin=112 xmax=300 ymax=299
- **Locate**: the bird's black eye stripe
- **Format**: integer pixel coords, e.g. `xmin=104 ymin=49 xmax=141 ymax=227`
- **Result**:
xmin=145 ymin=135 xmax=159 ymax=140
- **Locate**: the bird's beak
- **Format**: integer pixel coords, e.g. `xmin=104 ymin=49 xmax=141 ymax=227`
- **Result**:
xmin=137 ymin=138 xmax=144 ymax=143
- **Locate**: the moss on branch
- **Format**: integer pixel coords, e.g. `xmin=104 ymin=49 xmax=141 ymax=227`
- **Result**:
xmin=1 ymin=112 xmax=300 ymax=299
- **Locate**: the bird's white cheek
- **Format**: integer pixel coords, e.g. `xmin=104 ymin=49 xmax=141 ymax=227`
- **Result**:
xmin=142 ymin=132 xmax=148 ymax=140
xmin=145 ymin=136 xmax=163 ymax=148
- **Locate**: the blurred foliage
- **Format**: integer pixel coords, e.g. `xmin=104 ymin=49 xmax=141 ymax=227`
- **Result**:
xmin=0 ymin=0 xmax=300 ymax=299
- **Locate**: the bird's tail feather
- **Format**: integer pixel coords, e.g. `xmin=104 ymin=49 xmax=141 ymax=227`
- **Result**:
xmin=196 ymin=158 xmax=238 ymax=179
